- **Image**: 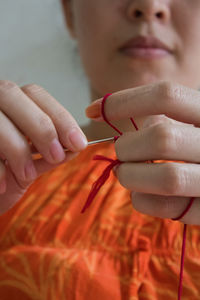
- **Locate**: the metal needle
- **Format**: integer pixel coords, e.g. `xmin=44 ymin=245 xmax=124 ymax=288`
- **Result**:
xmin=86 ymin=136 xmax=115 ymax=146
xmin=31 ymin=136 xmax=116 ymax=160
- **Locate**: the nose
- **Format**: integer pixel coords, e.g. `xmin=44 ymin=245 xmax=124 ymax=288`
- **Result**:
xmin=126 ymin=0 xmax=170 ymax=23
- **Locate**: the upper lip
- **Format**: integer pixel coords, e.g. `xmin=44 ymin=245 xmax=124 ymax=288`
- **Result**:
xmin=120 ymin=35 xmax=172 ymax=52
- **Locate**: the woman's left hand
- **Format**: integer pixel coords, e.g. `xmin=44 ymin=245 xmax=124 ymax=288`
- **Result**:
xmin=86 ymin=81 xmax=200 ymax=225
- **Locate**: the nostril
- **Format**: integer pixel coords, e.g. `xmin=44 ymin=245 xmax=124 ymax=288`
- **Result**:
xmin=156 ymin=12 xmax=164 ymax=19
xmin=134 ymin=10 xmax=143 ymax=18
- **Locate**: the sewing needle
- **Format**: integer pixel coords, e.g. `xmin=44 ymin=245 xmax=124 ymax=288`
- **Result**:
xmin=31 ymin=136 xmax=116 ymax=160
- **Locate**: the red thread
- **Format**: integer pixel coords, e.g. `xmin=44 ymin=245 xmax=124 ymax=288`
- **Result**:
xmin=81 ymin=93 xmax=124 ymax=214
xmin=80 ymin=156 xmax=121 ymax=213
xmin=81 ymin=93 xmax=195 ymax=300
xmin=101 ymin=93 xmax=123 ymax=135
xmin=171 ymin=197 xmax=195 ymax=300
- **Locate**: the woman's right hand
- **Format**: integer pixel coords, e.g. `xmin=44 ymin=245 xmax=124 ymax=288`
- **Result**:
xmin=0 ymin=81 xmax=87 ymax=215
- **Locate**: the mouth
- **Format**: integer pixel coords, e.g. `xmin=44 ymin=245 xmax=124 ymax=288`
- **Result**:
xmin=119 ymin=35 xmax=173 ymax=59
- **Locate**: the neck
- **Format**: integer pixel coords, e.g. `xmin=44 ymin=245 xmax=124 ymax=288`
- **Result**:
xmin=81 ymin=86 xmax=145 ymax=140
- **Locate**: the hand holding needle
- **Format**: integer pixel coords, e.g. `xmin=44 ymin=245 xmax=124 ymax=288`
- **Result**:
xmin=31 ymin=137 xmax=115 ymax=160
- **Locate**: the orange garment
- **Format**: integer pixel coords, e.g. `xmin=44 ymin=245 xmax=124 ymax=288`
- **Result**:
xmin=0 ymin=143 xmax=200 ymax=300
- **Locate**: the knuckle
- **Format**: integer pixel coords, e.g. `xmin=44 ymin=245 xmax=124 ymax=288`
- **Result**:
xmin=152 ymin=123 xmax=177 ymax=157
xmin=0 ymin=80 xmax=18 ymax=92
xmin=158 ymin=81 xmax=174 ymax=99
xmin=37 ymin=114 xmax=56 ymax=139
xmin=161 ymin=164 xmax=184 ymax=195
xmin=1 ymin=142 xmax=29 ymax=186
xmin=54 ymin=109 xmax=72 ymax=124
xmin=7 ymin=143 xmax=29 ymax=178
xmin=158 ymin=81 xmax=182 ymax=106
xmin=21 ymin=83 xmax=44 ymax=94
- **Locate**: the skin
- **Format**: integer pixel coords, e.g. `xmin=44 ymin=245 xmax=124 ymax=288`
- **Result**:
xmin=62 ymin=0 xmax=200 ymax=225
xmin=0 ymin=82 xmax=88 ymax=213
xmin=0 ymin=0 xmax=200 ymax=225
xmin=62 ymin=0 xmax=200 ymax=137
xmin=86 ymin=83 xmax=200 ymax=224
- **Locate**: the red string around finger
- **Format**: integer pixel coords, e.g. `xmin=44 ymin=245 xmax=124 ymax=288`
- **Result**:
xmin=81 ymin=93 xmax=195 ymax=300
xmin=81 ymin=93 xmax=124 ymax=214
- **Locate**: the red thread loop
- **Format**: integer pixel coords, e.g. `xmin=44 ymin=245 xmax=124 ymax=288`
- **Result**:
xmin=101 ymin=93 xmax=123 ymax=135
xmin=81 ymin=93 xmax=139 ymax=214
xmin=81 ymin=93 xmax=124 ymax=214
xmin=81 ymin=92 xmax=195 ymax=300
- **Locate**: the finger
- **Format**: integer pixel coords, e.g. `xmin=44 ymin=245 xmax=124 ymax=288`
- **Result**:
xmin=142 ymin=114 xmax=195 ymax=129
xmin=86 ymin=81 xmax=200 ymax=126
xmin=131 ymin=192 xmax=200 ymax=225
xmin=0 ymin=110 xmax=37 ymax=185
xmin=0 ymin=150 xmax=79 ymax=215
xmin=33 ymin=151 xmax=79 ymax=176
xmin=21 ymin=84 xmax=87 ymax=152
xmin=115 ymin=123 xmax=200 ymax=163
xmin=115 ymin=161 xmax=200 ymax=197
xmin=0 ymin=161 xmax=32 ymax=215
xmin=0 ymin=159 xmax=6 ymax=194
xmin=0 ymin=80 xmax=67 ymax=165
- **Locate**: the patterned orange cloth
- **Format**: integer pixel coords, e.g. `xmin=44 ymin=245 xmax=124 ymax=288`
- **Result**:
xmin=0 ymin=143 xmax=200 ymax=300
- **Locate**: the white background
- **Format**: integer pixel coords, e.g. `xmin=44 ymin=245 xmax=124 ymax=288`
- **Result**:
xmin=0 ymin=0 xmax=90 ymax=126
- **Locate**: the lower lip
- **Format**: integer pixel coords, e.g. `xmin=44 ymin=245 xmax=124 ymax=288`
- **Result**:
xmin=120 ymin=47 xmax=170 ymax=59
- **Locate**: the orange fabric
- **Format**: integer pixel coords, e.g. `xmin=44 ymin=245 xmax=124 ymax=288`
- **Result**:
xmin=0 ymin=143 xmax=200 ymax=300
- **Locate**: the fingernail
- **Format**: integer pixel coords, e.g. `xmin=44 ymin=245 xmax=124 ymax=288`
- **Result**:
xmin=50 ymin=138 xmax=66 ymax=163
xmin=68 ymin=128 xmax=88 ymax=151
xmin=85 ymin=99 xmax=103 ymax=120
xmin=0 ymin=179 xmax=6 ymax=194
xmin=25 ymin=160 xmax=37 ymax=181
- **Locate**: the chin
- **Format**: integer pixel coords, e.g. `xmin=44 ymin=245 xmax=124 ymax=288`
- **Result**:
xmin=92 ymin=69 xmax=176 ymax=97
xmin=117 ymin=59 xmax=179 ymax=88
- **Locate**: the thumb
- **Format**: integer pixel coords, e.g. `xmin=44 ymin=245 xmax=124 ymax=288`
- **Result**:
xmin=34 ymin=152 xmax=79 ymax=177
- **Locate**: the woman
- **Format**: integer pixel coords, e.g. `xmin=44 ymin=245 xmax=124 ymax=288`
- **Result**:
xmin=0 ymin=0 xmax=200 ymax=299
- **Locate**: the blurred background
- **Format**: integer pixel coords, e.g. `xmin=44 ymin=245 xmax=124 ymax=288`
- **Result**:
xmin=0 ymin=0 xmax=90 ymax=126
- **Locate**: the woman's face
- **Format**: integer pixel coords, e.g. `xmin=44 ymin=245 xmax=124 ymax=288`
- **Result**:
xmin=63 ymin=0 xmax=200 ymax=97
